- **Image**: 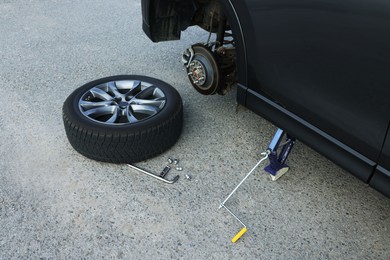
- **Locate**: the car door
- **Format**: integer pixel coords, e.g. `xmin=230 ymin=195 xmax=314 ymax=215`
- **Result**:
xmin=237 ymin=0 xmax=390 ymax=181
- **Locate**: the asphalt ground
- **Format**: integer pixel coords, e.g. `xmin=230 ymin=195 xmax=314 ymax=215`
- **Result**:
xmin=0 ymin=0 xmax=389 ymax=259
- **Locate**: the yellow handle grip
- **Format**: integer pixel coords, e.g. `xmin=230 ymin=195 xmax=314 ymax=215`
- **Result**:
xmin=231 ymin=227 xmax=247 ymax=243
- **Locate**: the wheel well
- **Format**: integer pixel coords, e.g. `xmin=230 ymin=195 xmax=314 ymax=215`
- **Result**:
xmin=189 ymin=0 xmax=247 ymax=87
xmin=144 ymin=0 xmax=247 ymax=91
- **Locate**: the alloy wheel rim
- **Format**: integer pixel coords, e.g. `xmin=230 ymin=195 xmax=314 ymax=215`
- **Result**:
xmin=78 ymin=80 xmax=166 ymax=125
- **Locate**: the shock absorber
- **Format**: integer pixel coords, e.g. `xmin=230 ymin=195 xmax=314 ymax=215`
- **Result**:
xmin=216 ymin=11 xmax=227 ymax=48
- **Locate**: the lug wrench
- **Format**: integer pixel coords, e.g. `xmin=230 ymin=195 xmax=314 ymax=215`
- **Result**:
xmin=127 ymin=164 xmax=179 ymax=184
xmin=219 ymin=151 xmax=270 ymax=243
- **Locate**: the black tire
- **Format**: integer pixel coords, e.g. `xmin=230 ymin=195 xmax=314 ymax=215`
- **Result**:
xmin=62 ymin=75 xmax=183 ymax=163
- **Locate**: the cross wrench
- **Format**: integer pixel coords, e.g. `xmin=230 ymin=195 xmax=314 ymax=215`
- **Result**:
xmin=127 ymin=164 xmax=179 ymax=184
xmin=219 ymin=151 xmax=270 ymax=242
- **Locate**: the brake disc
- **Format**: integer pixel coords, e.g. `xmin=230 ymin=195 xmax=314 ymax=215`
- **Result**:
xmin=182 ymin=44 xmax=222 ymax=95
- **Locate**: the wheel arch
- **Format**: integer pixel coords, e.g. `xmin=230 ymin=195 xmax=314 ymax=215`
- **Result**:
xmin=142 ymin=0 xmax=249 ymax=86
xmin=218 ymin=0 xmax=249 ymax=104
xmin=219 ymin=0 xmax=247 ymax=85
xmin=142 ymin=0 xmax=251 ymax=103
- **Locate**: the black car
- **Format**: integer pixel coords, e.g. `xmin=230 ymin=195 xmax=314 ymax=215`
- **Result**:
xmin=141 ymin=0 xmax=390 ymax=197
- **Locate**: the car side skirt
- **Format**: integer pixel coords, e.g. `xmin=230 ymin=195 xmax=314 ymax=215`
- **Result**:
xmin=238 ymin=83 xmax=376 ymax=183
xmin=369 ymin=166 xmax=390 ymax=197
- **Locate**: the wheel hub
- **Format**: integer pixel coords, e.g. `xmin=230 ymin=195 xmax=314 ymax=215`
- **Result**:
xmin=189 ymin=60 xmax=206 ymax=85
xmin=118 ymin=101 xmax=128 ymax=109
xmin=182 ymin=44 xmax=221 ymax=95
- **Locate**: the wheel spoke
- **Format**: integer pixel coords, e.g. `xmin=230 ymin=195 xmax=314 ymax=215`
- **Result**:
xmin=131 ymin=104 xmax=159 ymax=116
xmin=128 ymin=81 xmax=142 ymax=96
xmin=105 ymin=108 xmax=119 ymax=123
xmin=125 ymin=106 xmax=139 ymax=123
xmin=106 ymin=81 xmax=123 ymax=98
xmin=89 ymin=87 xmax=114 ymax=101
xmin=115 ymin=80 xmax=141 ymax=90
xmin=116 ymin=80 xmax=142 ymax=96
xmin=152 ymin=88 xmax=165 ymax=99
xmin=131 ymin=98 xmax=165 ymax=108
xmin=79 ymin=100 xmax=113 ymax=110
xmin=135 ymin=85 xmax=157 ymax=99
xmin=84 ymin=105 xmax=117 ymax=117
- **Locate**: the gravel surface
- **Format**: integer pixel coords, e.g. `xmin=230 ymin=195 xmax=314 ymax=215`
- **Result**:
xmin=0 ymin=0 xmax=389 ymax=259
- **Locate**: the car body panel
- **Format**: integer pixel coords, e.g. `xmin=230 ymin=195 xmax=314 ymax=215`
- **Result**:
xmin=237 ymin=0 xmax=390 ymax=163
xmin=230 ymin=0 xmax=390 ymax=188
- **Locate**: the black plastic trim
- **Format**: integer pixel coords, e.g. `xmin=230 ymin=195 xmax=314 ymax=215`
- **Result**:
xmin=141 ymin=0 xmax=153 ymax=40
xmin=241 ymin=84 xmax=376 ymax=182
xmin=370 ymin=166 xmax=390 ymax=197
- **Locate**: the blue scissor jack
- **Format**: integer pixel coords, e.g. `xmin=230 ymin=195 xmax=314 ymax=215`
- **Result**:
xmin=264 ymin=128 xmax=296 ymax=181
